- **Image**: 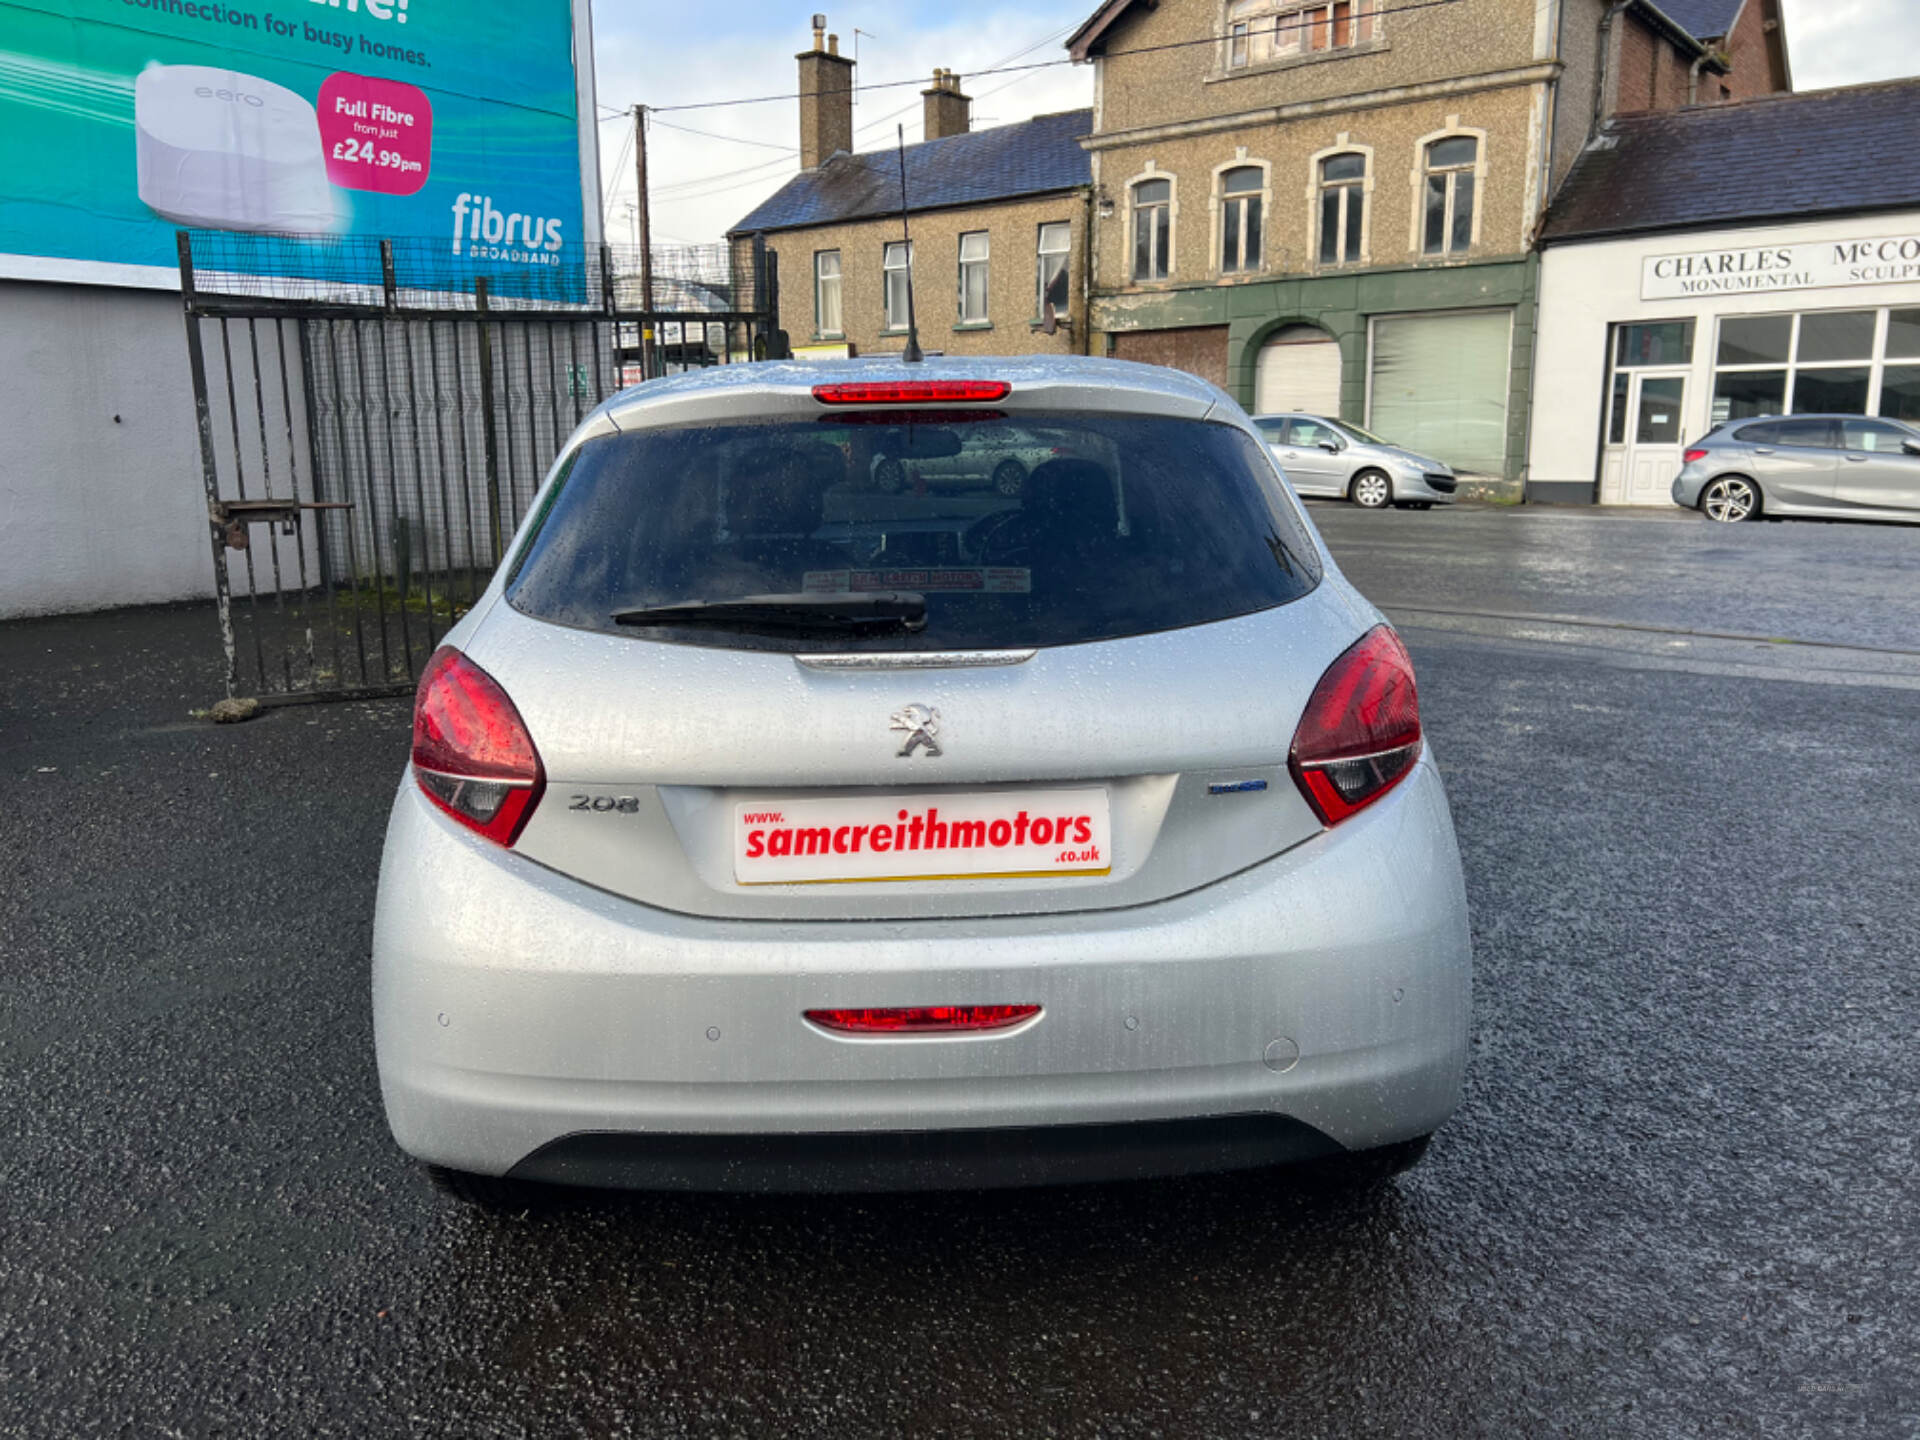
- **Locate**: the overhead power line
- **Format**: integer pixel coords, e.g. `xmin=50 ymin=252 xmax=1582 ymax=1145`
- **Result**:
xmin=647 ymin=0 xmax=1461 ymax=114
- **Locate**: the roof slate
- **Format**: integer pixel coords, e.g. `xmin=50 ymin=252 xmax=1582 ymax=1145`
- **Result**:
xmin=1542 ymin=81 xmax=1920 ymax=244
xmin=728 ymin=110 xmax=1094 ymax=236
xmin=1644 ymin=0 xmax=1746 ymax=41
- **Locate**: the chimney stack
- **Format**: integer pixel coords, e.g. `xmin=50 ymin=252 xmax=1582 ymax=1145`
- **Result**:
xmin=796 ymin=20 xmax=854 ymax=170
xmin=922 ymin=68 xmax=972 ymax=141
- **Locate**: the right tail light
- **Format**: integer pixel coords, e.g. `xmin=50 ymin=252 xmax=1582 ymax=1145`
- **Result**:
xmin=1289 ymin=625 xmax=1423 ymax=826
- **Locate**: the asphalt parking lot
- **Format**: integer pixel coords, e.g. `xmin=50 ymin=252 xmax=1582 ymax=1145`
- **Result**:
xmin=3 ymin=503 xmax=1917 ymax=1437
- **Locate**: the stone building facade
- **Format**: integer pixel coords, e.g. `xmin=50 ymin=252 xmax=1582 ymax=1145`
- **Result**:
xmin=729 ymin=26 xmax=1091 ymax=362
xmin=1065 ymin=0 xmax=1789 ymax=491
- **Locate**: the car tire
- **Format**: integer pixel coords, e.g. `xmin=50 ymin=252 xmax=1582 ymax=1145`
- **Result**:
xmin=992 ymin=459 xmax=1026 ymax=496
xmin=873 ymin=458 xmax=906 ymax=494
xmin=426 ymin=1164 xmax=556 ymax=1212
xmin=1305 ymin=1134 xmax=1432 ymax=1187
xmin=1350 ymin=469 xmax=1393 ymax=509
xmin=1699 ymin=475 xmax=1761 ymax=522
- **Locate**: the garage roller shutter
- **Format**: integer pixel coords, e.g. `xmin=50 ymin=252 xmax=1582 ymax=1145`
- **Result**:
xmin=1368 ymin=310 xmax=1512 ymax=475
xmin=1254 ymin=326 xmax=1343 ymax=417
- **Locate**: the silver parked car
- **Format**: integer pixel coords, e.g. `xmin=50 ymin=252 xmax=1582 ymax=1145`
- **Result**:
xmin=374 ymin=357 xmax=1472 ymax=1203
xmin=872 ymin=422 xmax=1072 ymax=496
xmin=1252 ymin=413 xmax=1458 ymax=509
xmin=1672 ymin=413 xmax=1920 ymax=523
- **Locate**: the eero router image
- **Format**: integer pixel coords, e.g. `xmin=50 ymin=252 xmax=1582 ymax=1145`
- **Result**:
xmin=136 ymin=64 xmax=338 ymax=232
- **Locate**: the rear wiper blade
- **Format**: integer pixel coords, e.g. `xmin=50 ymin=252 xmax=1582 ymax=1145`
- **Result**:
xmin=611 ymin=591 xmax=927 ymax=633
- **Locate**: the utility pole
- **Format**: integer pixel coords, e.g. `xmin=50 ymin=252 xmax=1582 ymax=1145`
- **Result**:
xmin=632 ymin=103 xmax=656 ymax=379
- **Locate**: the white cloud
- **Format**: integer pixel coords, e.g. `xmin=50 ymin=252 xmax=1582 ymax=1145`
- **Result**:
xmin=1777 ymin=0 xmax=1920 ymax=91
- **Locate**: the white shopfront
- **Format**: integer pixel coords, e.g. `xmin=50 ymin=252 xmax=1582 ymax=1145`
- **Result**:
xmin=1527 ymin=212 xmax=1920 ymax=504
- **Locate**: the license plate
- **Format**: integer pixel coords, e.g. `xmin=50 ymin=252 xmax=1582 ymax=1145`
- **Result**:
xmin=733 ymin=788 xmax=1111 ymax=885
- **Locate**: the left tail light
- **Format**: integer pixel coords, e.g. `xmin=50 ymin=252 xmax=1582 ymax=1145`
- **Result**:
xmin=1683 ymin=448 xmax=1710 ymax=463
xmin=411 ymin=647 xmax=544 ymax=846
xmin=1289 ymin=625 xmax=1423 ymax=827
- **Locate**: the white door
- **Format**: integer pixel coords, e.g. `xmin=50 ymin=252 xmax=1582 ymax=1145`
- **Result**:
xmin=1255 ymin=326 xmax=1342 ymax=416
xmin=1603 ymin=371 xmax=1689 ymax=506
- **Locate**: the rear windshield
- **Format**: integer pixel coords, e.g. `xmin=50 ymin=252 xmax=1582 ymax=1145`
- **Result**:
xmin=505 ymin=410 xmax=1322 ymax=653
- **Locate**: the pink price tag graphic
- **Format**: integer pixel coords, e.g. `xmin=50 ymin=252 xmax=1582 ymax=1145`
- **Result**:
xmin=318 ymin=73 xmax=432 ymax=195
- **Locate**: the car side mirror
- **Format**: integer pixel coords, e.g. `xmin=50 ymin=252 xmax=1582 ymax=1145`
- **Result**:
xmin=1318 ymin=440 xmax=1340 ymax=453
xmin=1904 ymin=438 xmax=1920 ymax=456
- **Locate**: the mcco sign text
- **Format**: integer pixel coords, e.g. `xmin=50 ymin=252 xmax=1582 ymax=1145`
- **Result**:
xmin=1642 ymin=233 xmax=1920 ymax=300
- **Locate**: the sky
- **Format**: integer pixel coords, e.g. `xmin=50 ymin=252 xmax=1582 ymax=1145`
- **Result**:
xmin=590 ymin=0 xmax=1920 ymax=248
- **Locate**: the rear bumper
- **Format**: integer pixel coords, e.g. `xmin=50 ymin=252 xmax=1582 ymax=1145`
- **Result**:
xmin=373 ymin=756 xmax=1472 ymax=1188
xmin=509 ymin=1113 xmax=1343 ymax=1192
xmin=1672 ymin=468 xmax=1707 ymax=507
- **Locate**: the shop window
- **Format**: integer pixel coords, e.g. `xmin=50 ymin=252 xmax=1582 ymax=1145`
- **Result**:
xmin=1879 ymin=365 xmax=1920 ymax=423
xmin=1132 ymin=178 xmax=1172 ymax=282
xmin=1220 ymin=166 xmax=1264 ymax=274
xmin=1421 ymin=136 xmax=1478 ymax=257
xmin=1317 ymin=153 xmax=1366 ymax=266
xmin=1711 ymin=308 xmax=1915 ymax=423
xmin=1607 ymin=371 xmax=1630 ymax=444
xmin=957 ymin=232 xmax=989 ymax=325
xmin=1615 ymin=320 xmax=1693 ymax=367
xmin=1796 ymin=310 xmax=1875 ymax=363
xmin=1716 ymin=314 xmax=1791 ymax=365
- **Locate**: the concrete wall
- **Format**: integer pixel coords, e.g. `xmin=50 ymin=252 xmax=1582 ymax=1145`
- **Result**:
xmin=0 ymin=281 xmax=215 ymax=618
xmin=759 ymin=191 xmax=1089 ymax=359
xmin=1528 ymin=212 xmax=1920 ymax=496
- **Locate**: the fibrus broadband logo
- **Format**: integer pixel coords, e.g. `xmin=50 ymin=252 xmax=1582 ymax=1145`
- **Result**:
xmin=451 ymin=194 xmax=564 ymax=265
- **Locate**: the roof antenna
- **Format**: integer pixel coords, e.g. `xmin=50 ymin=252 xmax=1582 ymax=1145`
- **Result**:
xmin=896 ymin=124 xmax=924 ymax=363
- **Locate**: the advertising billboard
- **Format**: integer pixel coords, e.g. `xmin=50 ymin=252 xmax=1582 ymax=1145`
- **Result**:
xmin=0 ymin=0 xmax=599 ymax=287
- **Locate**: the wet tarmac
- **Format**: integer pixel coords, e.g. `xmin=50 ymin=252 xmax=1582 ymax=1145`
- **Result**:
xmin=2 ymin=505 xmax=1915 ymax=1436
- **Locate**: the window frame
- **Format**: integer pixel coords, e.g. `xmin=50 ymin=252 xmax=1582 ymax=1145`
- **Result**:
xmin=1408 ymin=124 xmax=1487 ymax=258
xmin=1709 ymin=306 xmax=1912 ymax=423
xmin=956 ymin=230 xmax=990 ymax=326
xmin=882 ymin=240 xmax=914 ymax=333
xmin=1307 ymin=144 xmax=1371 ymax=269
xmin=1215 ymin=161 xmax=1269 ymax=276
xmin=1036 ymin=221 xmax=1073 ymax=319
xmin=813 ymin=249 xmax=843 ymax=339
xmin=1217 ymin=0 xmax=1380 ymax=76
xmin=1129 ymin=172 xmax=1175 ymax=283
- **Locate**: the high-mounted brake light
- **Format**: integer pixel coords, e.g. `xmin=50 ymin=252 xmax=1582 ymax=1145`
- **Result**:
xmin=1683 ymin=448 xmax=1710 ymax=463
xmin=804 ymin=1004 xmax=1041 ymax=1035
xmin=412 ymin=647 xmax=545 ymax=846
xmin=812 ymin=380 xmax=1011 ymax=405
xmin=1288 ymin=625 xmax=1422 ymax=827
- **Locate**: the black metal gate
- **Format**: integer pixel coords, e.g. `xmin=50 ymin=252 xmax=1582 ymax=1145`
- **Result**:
xmin=178 ymin=229 xmax=777 ymax=702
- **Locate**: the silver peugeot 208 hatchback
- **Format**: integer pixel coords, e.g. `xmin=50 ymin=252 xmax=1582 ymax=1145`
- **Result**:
xmin=373 ymin=355 xmax=1472 ymax=1204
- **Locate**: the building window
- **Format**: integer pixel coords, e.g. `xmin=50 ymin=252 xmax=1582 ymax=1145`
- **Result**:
xmin=1037 ymin=222 xmax=1071 ymax=316
xmin=1421 ymin=136 xmax=1478 ymax=256
xmin=1707 ymin=307 xmax=1920 ymax=423
xmin=956 ymin=232 xmax=989 ymax=324
xmin=1226 ymin=0 xmax=1377 ymax=69
xmin=1220 ymin=166 xmax=1264 ymax=274
xmin=814 ymin=250 xmax=842 ymax=337
xmin=1132 ymin=177 xmax=1172 ymax=282
xmin=883 ymin=241 xmax=913 ymax=331
xmin=1317 ymin=152 xmax=1365 ymax=266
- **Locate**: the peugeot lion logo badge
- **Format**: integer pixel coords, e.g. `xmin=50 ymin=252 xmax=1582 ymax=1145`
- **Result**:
xmin=890 ymin=704 xmax=942 ymax=758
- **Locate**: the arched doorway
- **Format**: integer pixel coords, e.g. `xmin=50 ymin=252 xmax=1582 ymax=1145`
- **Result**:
xmin=1254 ymin=324 xmax=1342 ymax=417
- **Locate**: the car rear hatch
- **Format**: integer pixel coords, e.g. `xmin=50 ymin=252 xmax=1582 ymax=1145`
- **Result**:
xmin=466 ymin=367 xmax=1367 ymax=921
